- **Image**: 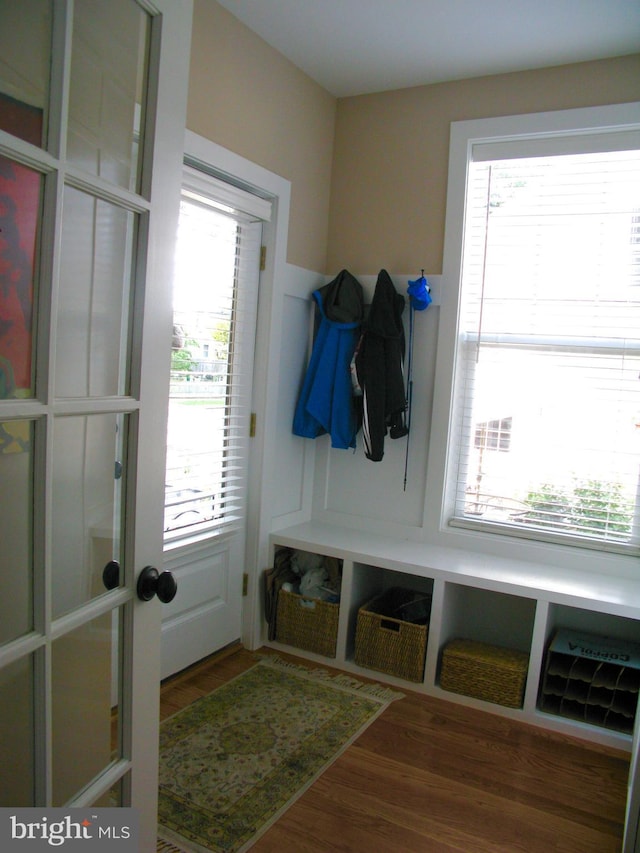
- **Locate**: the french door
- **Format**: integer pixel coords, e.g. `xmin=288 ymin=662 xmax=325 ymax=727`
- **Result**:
xmin=0 ymin=0 xmax=192 ymax=846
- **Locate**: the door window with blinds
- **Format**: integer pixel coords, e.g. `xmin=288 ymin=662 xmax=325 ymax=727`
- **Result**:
xmin=164 ymin=167 xmax=267 ymax=542
xmin=447 ymin=121 xmax=640 ymax=553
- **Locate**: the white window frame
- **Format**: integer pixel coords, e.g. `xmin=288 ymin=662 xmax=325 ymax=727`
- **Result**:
xmin=425 ymin=102 xmax=640 ymax=573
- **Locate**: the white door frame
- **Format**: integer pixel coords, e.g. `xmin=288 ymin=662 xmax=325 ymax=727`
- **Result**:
xmin=126 ymin=6 xmax=192 ymax=847
xmin=182 ymin=131 xmax=292 ymax=653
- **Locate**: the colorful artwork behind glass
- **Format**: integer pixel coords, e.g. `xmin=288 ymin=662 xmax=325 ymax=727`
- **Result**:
xmin=0 ymin=94 xmax=42 ymax=401
xmin=0 ymin=420 xmax=30 ymax=454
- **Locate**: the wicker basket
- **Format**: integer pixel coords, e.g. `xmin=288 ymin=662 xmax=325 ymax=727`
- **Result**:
xmin=275 ymin=589 xmax=339 ymax=658
xmin=440 ymin=639 xmax=529 ymax=708
xmin=354 ymin=587 xmax=430 ymax=682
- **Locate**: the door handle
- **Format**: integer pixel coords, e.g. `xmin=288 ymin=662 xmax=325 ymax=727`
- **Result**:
xmin=102 ymin=560 xmax=120 ymax=590
xmin=136 ymin=565 xmax=178 ymax=603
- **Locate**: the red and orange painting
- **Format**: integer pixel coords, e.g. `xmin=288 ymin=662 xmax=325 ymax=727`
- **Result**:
xmin=0 ymin=93 xmax=42 ymax=400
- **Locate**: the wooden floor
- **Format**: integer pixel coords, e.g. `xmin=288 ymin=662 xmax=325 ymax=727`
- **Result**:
xmin=160 ymin=645 xmax=630 ymax=852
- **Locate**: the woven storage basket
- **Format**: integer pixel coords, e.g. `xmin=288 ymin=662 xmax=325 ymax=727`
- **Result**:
xmin=354 ymin=587 xmax=430 ymax=682
xmin=440 ymin=639 xmax=529 ymax=708
xmin=275 ymin=589 xmax=339 ymax=658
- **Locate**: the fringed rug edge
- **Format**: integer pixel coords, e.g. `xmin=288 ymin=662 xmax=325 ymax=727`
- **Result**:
xmin=255 ymin=653 xmax=405 ymax=703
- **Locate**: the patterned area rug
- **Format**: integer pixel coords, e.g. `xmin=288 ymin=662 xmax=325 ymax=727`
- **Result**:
xmin=157 ymin=655 xmax=403 ymax=852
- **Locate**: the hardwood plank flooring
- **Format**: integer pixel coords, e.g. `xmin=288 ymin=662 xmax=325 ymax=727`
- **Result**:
xmin=159 ymin=645 xmax=629 ymax=852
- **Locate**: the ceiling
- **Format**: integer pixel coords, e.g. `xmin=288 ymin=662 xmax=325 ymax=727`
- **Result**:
xmin=215 ymin=0 xmax=640 ymax=97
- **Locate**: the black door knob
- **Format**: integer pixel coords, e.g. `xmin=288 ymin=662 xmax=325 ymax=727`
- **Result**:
xmin=136 ymin=565 xmax=177 ymax=603
xmin=102 ymin=560 xmax=120 ymax=590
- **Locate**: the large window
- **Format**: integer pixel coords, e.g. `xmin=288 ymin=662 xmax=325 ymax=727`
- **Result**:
xmin=163 ymin=167 xmax=268 ymax=542
xmin=440 ymin=106 xmax=640 ymax=554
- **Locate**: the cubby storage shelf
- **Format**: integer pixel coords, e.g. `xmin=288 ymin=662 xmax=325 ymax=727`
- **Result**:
xmin=265 ymin=521 xmax=640 ymax=751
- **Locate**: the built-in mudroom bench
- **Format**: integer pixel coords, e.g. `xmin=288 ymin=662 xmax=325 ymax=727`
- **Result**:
xmin=264 ymin=521 xmax=640 ymax=751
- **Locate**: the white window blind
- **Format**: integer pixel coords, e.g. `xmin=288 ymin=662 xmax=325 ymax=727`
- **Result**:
xmin=164 ymin=181 xmax=263 ymax=541
xmin=450 ymin=141 xmax=640 ymax=552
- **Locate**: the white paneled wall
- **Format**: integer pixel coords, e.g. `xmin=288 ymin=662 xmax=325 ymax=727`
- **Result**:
xmin=276 ymin=272 xmax=442 ymax=539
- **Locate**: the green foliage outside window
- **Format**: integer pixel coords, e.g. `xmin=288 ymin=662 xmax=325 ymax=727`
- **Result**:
xmin=525 ymin=480 xmax=633 ymax=540
xmin=171 ymin=348 xmax=196 ymax=373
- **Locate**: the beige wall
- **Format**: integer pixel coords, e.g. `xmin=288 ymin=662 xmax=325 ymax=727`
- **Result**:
xmin=188 ymin=4 xmax=638 ymax=277
xmin=187 ymin=0 xmax=336 ymax=273
xmin=328 ymin=54 xmax=640 ymax=275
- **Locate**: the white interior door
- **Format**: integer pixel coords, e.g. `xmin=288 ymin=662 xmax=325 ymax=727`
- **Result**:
xmin=0 ymin=0 xmax=191 ymax=847
xmin=161 ymin=168 xmax=267 ymax=678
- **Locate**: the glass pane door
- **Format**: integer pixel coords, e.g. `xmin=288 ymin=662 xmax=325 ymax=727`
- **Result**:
xmin=0 ymin=6 xmax=191 ymax=840
xmin=0 ymin=0 xmax=51 ymax=148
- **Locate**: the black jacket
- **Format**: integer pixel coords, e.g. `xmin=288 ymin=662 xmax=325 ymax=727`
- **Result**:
xmin=355 ymin=270 xmax=408 ymax=461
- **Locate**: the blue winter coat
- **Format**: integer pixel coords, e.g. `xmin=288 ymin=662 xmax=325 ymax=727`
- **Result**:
xmin=292 ymin=283 xmax=362 ymax=450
